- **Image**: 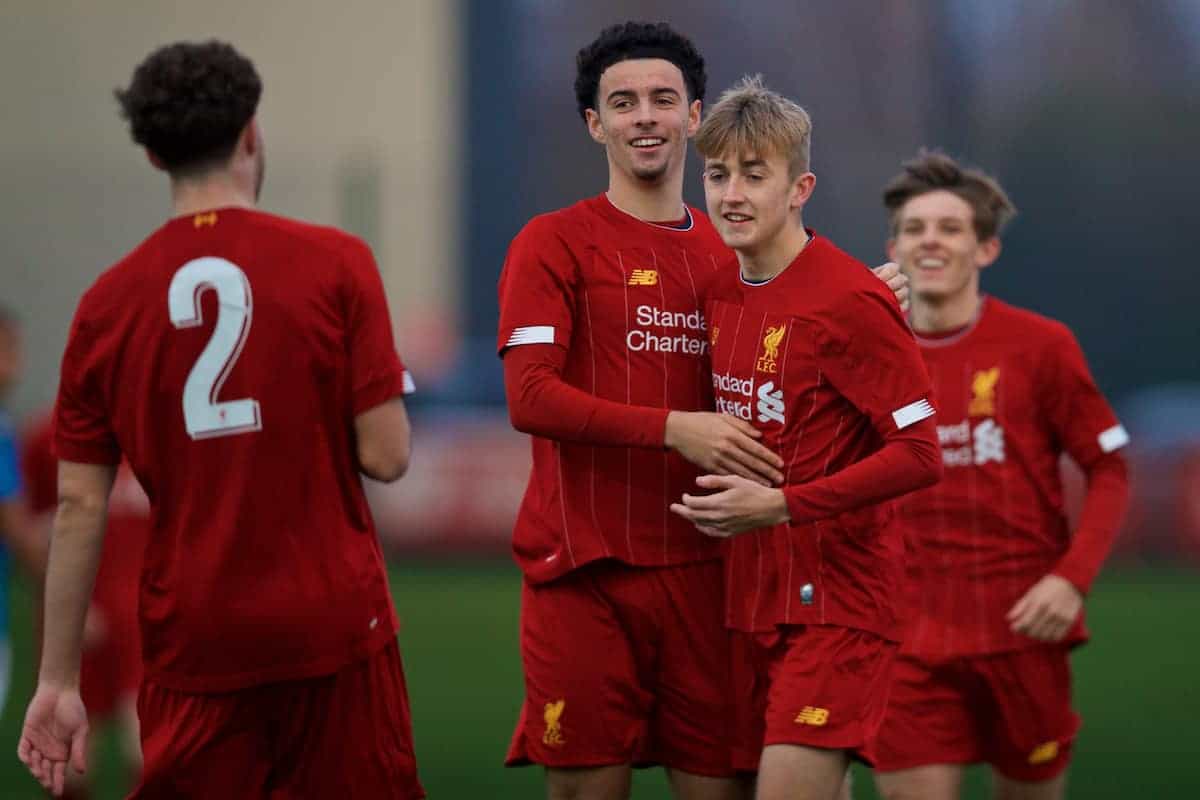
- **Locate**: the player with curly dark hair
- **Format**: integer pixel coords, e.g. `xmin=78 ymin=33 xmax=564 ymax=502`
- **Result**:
xmin=114 ymin=40 xmax=263 ymax=176
xmin=19 ymin=40 xmax=422 ymax=799
xmin=573 ymin=21 xmax=706 ymax=122
xmin=498 ymin=21 xmax=906 ymax=800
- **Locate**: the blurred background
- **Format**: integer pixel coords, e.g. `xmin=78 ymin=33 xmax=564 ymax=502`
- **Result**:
xmin=1 ymin=1 xmax=1198 ymax=797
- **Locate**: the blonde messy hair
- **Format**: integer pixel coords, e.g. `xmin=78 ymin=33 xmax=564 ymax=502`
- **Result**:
xmin=694 ymin=75 xmax=812 ymax=176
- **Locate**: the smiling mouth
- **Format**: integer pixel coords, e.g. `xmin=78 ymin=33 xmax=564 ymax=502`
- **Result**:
xmin=631 ymin=137 xmax=666 ymax=148
xmin=916 ymin=257 xmax=947 ymax=269
xmin=723 ymin=213 xmax=753 ymax=223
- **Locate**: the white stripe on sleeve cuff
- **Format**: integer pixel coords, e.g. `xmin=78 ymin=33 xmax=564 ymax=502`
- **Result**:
xmin=892 ymin=398 xmax=935 ymax=430
xmin=505 ymin=325 xmax=556 ymax=347
xmin=1098 ymin=424 xmax=1129 ymax=453
xmin=402 ymin=370 xmax=416 ymax=395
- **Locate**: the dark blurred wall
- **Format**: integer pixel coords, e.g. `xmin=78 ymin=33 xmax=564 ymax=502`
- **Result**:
xmin=463 ymin=0 xmax=1199 ymax=401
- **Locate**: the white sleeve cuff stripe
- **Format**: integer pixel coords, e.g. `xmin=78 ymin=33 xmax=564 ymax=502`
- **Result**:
xmin=402 ymin=370 xmax=416 ymax=395
xmin=1098 ymin=424 xmax=1129 ymax=453
xmin=505 ymin=325 xmax=555 ymax=347
xmin=892 ymin=398 xmax=935 ymax=430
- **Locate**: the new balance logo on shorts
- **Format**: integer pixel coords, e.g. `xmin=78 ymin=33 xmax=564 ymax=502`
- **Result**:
xmin=1028 ymin=740 xmax=1059 ymax=764
xmin=793 ymin=706 xmax=829 ymax=726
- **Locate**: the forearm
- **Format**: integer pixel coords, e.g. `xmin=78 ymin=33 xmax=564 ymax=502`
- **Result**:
xmin=1052 ymin=454 xmax=1130 ymax=594
xmin=39 ymin=496 xmax=108 ymax=686
xmin=503 ymin=345 xmax=669 ymax=448
xmin=783 ymin=419 xmax=942 ymax=524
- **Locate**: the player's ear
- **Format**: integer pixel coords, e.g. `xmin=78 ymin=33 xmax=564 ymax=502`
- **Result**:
xmin=977 ymin=236 xmax=1001 ymax=270
xmin=886 ymin=237 xmax=899 ymax=263
xmin=585 ymin=108 xmax=607 ymax=145
xmin=239 ymin=117 xmax=261 ymax=157
xmin=686 ymin=99 xmax=702 ymax=137
xmin=789 ymin=172 xmax=816 ymax=211
xmin=585 ymin=108 xmax=606 ymax=143
xmin=145 ymin=150 xmax=166 ymax=171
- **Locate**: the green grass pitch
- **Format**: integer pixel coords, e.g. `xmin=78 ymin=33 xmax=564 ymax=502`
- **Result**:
xmin=0 ymin=563 xmax=1195 ymax=798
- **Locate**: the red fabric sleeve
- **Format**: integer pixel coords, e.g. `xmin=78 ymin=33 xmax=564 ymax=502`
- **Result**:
xmin=503 ymin=343 xmax=669 ymax=448
xmin=496 ymin=215 xmax=578 ymax=354
xmin=343 ymin=237 xmax=409 ymax=415
xmin=55 ymin=304 xmax=121 ymax=465
xmin=784 ymin=286 xmax=942 ymax=523
xmin=1038 ymin=325 xmax=1130 ymax=594
xmin=784 ymin=416 xmax=941 ymax=523
xmin=20 ymin=415 xmax=58 ymax=514
xmin=1052 ymin=452 xmax=1130 ymax=595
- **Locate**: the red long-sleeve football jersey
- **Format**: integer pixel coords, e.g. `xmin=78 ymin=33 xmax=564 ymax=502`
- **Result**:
xmin=496 ymin=194 xmax=729 ymax=582
xmin=898 ymin=297 xmax=1130 ymax=658
xmin=706 ymin=235 xmax=941 ymax=638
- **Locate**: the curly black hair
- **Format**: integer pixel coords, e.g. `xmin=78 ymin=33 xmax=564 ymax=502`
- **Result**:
xmin=115 ymin=40 xmax=262 ymax=175
xmin=574 ymin=22 xmax=706 ymax=121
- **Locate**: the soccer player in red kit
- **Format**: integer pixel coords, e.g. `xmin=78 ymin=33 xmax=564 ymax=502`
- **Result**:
xmin=497 ymin=22 xmax=909 ymax=800
xmin=23 ymin=412 xmax=147 ymax=798
xmin=871 ymin=153 xmax=1130 ymax=800
xmin=671 ymin=78 xmax=942 ymax=800
xmin=17 ymin=41 xmax=422 ymax=799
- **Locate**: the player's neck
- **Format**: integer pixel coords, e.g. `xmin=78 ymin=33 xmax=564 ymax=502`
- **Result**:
xmin=910 ymin=287 xmax=982 ymax=333
xmin=169 ymin=173 xmax=256 ymax=218
xmin=606 ymin=168 xmax=686 ymax=224
xmin=738 ymin=220 xmax=810 ymax=283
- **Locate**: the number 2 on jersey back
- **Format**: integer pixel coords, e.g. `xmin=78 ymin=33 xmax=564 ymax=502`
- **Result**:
xmin=167 ymin=257 xmax=262 ymax=439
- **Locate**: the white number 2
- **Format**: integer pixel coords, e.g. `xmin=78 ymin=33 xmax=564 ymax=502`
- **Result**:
xmin=167 ymin=257 xmax=262 ymax=439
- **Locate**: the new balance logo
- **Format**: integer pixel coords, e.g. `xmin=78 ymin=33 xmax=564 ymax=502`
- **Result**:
xmin=794 ymin=706 xmax=829 ymax=726
xmin=193 ymin=211 xmax=218 ymax=228
xmin=756 ymin=381 xmax=784 ymax=425
xmin=973 ymin=418 xmax=1005 ymax=464
xmin=1028 ymin=741 xmax=1059 ymax=765
xmin=628 ymin=269 xmax=658 ymax=286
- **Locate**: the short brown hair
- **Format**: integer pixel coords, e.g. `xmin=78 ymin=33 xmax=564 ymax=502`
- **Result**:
xmin=694 ymin=75 xmax=811 ymax=176
xmin=115 ymin=40 xmax=262 ymax=176
xmin=883 ymin=150 xmax=1016 ymax=240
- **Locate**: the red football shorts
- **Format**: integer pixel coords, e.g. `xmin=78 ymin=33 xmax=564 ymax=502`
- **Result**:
xmin=731 ymin=625 xmax=897 ymax=772
xmin=873 ymin=647 xmax=1079 ymax=781
xmin=507 ymin=559 xmax=735 ymax=777
xmin=131 ymin=640 xmax=423 ymax=799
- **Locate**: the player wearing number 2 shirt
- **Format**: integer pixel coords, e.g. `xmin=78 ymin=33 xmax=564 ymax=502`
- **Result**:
xmin=872 ymin=153 xmax=1130 ymax=800
xmin=18 ymin=42 xmax=423 ymax=799
xmin=676 ymin=78 xmax=941 ymax=797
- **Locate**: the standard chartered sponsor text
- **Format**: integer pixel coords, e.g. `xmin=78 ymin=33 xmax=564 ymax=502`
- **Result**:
xmin=626 ymin=304 xmax=709 ymax=354
xmin=712 ymin=372 xmax=755 ymax=419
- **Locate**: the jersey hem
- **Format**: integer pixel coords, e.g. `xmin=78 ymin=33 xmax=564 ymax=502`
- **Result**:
xmin=141 ymin=622 xmax=397 ymax=693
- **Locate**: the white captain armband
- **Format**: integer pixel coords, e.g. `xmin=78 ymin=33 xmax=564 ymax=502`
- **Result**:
xmin=1098 ymin=424 xmax=1130 ymax=453
xmin=892 ymin=398 xmax=935 ymax=430
xmin=505 ymin=325 xmax=556 ymax=348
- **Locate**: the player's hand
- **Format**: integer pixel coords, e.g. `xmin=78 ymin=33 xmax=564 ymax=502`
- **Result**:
xmin=872 ymin=262 xmax=910 ymax=312
xmin=17 ymin=683 xmax=89 ymax=796
xmin=1006 ymin=574 xmax=1084 ymax=642
xmin=670 ymin=474 xmax=790 ymax=536
xmin=665 ymin=412 xmax=784 ymax=486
